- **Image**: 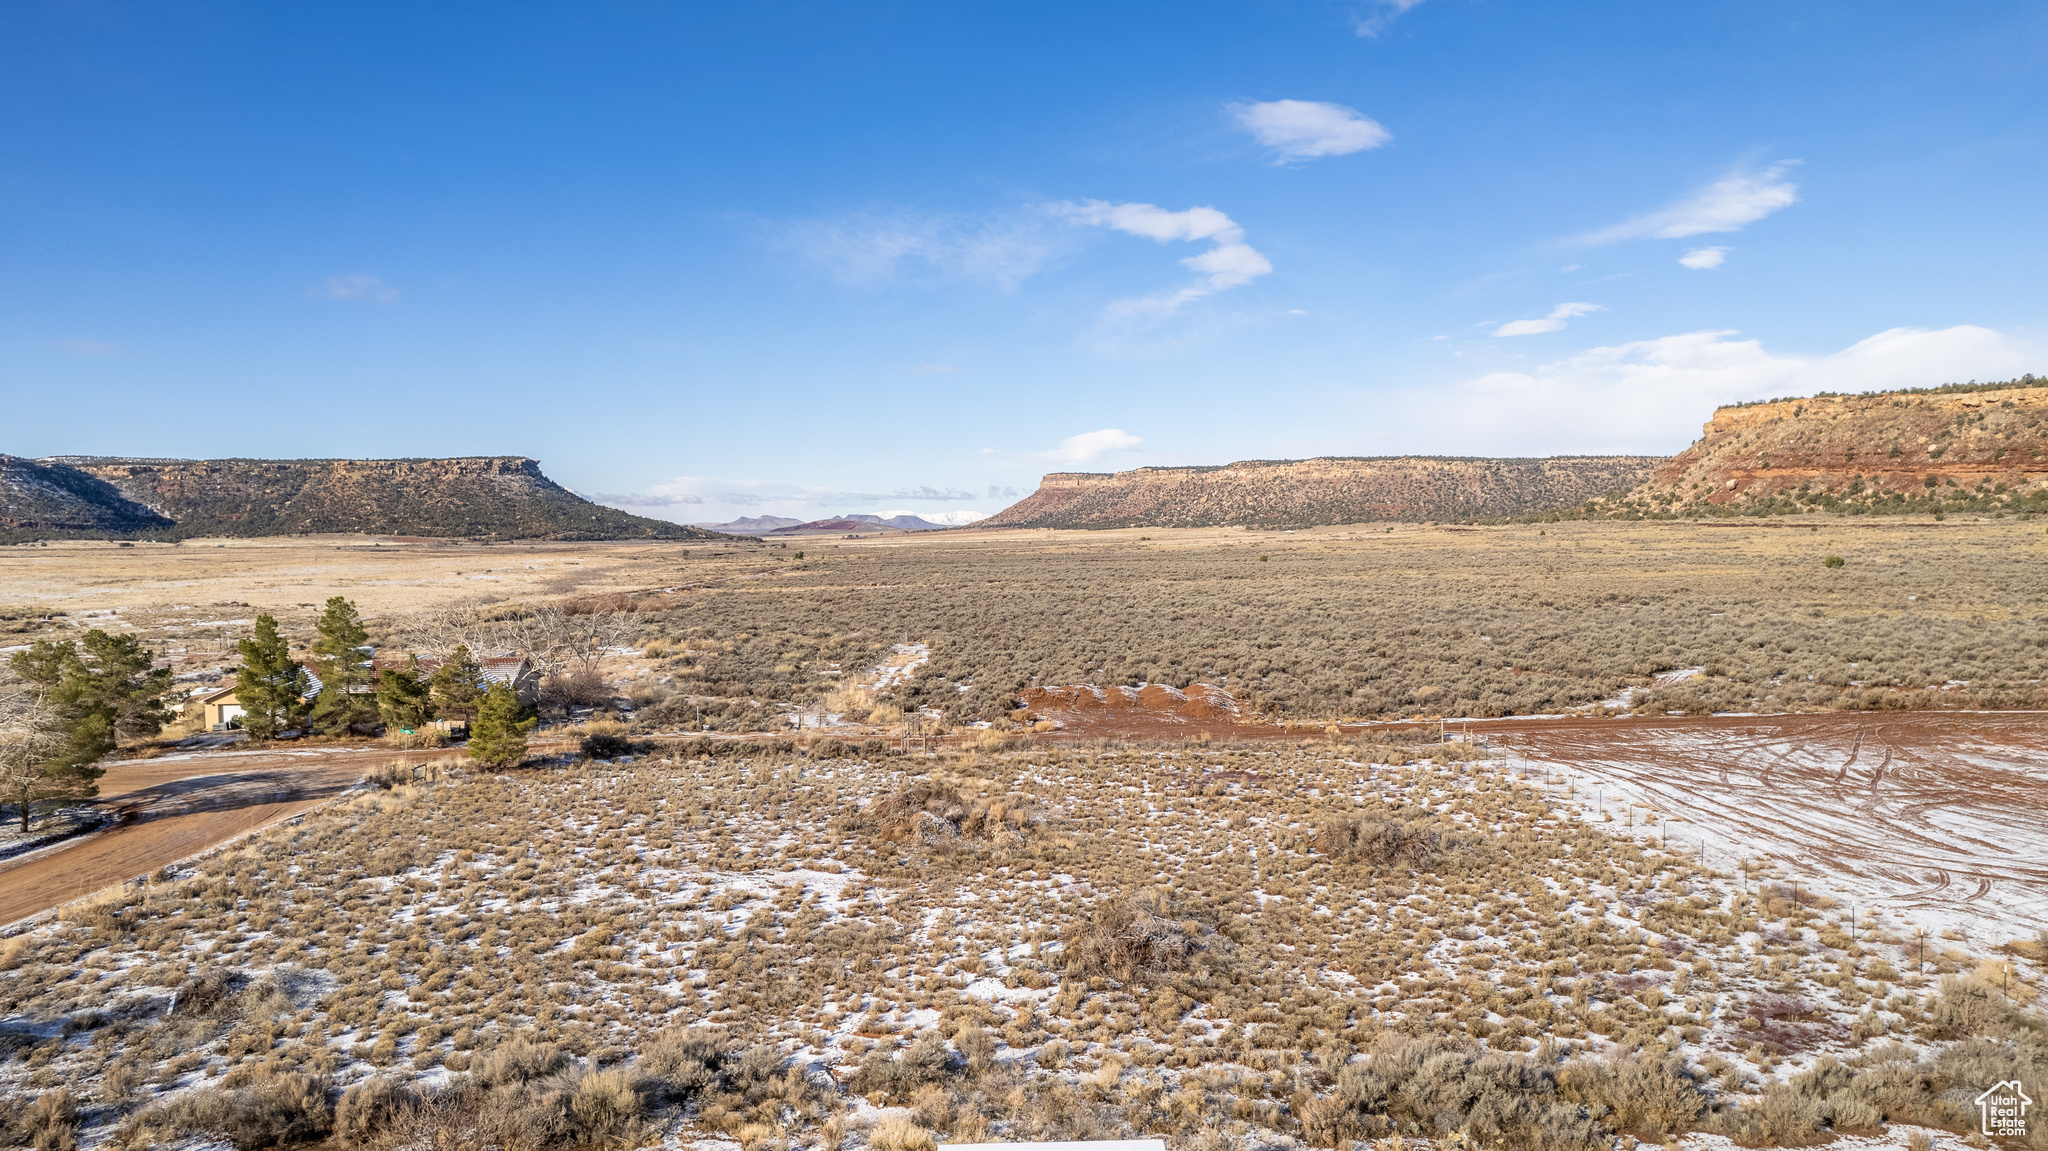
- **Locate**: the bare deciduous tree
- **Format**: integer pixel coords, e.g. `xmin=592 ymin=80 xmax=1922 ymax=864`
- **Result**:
xmin=389 ymin=600 xmax=499 ymax=662
xmin=0 ymin=672 xmax=71 ymax=833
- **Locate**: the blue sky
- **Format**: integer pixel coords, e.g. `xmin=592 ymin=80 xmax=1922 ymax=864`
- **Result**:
xmin=5 ymin=1 xmax=2045 ymax=526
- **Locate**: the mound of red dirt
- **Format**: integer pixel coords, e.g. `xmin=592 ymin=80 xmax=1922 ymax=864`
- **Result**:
xmin=1020 ymin=682 xmax=1252 ymax=733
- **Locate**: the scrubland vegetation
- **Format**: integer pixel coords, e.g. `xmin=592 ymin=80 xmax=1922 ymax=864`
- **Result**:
xmin=7 ymin=520 xmax=2042 ymax=735
xmin=572 ymin=519 xmax=2048 ymax=727
xmin=3 ymin=742 xmax=2041 ymax=1149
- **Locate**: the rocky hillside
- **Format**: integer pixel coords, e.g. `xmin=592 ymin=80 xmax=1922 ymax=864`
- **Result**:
xmin=984 ymin=456 xmax=1662 ymax=529
xmin=4 ymin=456 xmax=724 ymax=541
xmin=0 ymin=455 xmax=174 ymax=535
xmin=1586 ymin=377 xmax=2048 ymax=518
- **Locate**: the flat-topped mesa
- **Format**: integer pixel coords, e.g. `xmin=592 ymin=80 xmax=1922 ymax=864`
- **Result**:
xmin=987 ymin=455 xmax=1663 ymax=529
xmin=2 ymin=455 xmax=726 ymax=541
xmin=1625 ymin=380 xmax=2048 ymax=511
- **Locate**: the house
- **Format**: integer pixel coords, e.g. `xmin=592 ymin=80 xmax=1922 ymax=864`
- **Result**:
xmin=480 ymin=655 xmax=542 ymax=705
xmin=185 ymin=666 xmax=323 ymax=732
xmin=371 ymin=652 xmax=542 ymax=706
xmin=186 ymin=686 xmax=245 ymax=731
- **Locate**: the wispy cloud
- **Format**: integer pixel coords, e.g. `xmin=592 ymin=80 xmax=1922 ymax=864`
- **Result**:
xmin=987 ymin=484 xmax=1020 ymax=499
xmin=60 ymin=338 xmax=120 ymax=356
xmin=310 ymin=273 xmax=400 ymax=303
xmin=1355 ymin=0 xmax=1428 ymax=36
xmin=1047 ymin=428 xmax=1144 ymax=465
xmin=1230 ymin=100 xmax=1390 ymax=162
xmin=1050 ymin=200 xmax=1272 ymax=314
xmin=890 ymin=486 xmax=976 ymax=500
xmin=1578 ymin=163 xmax=1799 ymax=245
xmin=1430 ymin=324 xmax=2033 ymax=454
xmin=593 ymin=475 xmax=993 ymax=515
xmin=777 ymin=209 xmax=1065 ymax=289
xmin=592 ymin=490 xmax=705 ymax=507
xmin=1492 ymin=301 xmax=1603 ymax=337
xmin=883 ymin=508 xmax=990 ymax=526
xmin=1679 ymin=246 xmax=1729 ymax=270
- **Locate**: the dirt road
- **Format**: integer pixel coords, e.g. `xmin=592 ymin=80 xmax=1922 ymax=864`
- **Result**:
xmin=0 ymin=746 xmax=399 ymax=927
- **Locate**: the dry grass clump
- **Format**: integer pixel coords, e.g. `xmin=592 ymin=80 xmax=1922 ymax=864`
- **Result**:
xmin=1312 ymin=816 xmax=1443 ymax=868
xmin=1061 ymin=889 xmax=1221 ymax=985
xmin=4 ymin=739 xmax=2042 ymax=1150
xmin=121 ymin=1067 xmax=333 ymax=1149
xmin=862 ymin=780 xmax=1043 ymax=847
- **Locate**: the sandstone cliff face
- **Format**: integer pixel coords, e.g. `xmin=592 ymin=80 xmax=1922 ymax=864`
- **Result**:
xmin=1621 ymin=383 xmax=2048 ymax=512
xmin=986 ymin=456 xmax=1662 ymax=529
xmin=9 ymin=456 xmax=719 ymax=541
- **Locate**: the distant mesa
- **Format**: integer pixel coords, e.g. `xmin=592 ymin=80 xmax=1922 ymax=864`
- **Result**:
xmin=984 ymin=456 xmax=1662 ymax=529
xmin=694 ymin=515 xmax=805 ymax=533
xmin=982 ymin=377 xmax=2048 ymax=529
xmin=1 ymin=455 xmax=729 ymax=542
xmin=700 ymin=513 xmax=953 ymax=535
xmin=1595 ymin=377 xmax=2048 ymax=516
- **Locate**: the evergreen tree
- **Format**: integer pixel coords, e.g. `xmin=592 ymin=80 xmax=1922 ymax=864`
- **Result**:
xmin=467 ymin=681 xmax=534 ymax=767
xmin=8 ymin=630 xmax=172 ymax=772
xmin=374 ymin=656 xmax=436 ymax=731
xmin=310 ymin=596 xmax=378 ymax=735
xmin=429 ymin=645 xmax=485 ymax=723
xmin=235 ymin=615 xmax=309 ymax=740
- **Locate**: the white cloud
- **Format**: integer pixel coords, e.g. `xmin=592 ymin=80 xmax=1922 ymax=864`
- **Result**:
xmin=1492 ymin=301 xmax=1603 ymax=337
xmin=1355 ymin=0 xmax=1428 ymax=36
xmin=311 ymin=274 xmax=400 ymax=303
xmin=1230 ymin=100 xmax=1390 ymax=161
xmin=1578 ymin=163 xmax=1800 ymax=245
xmin=779 ymin=210 xmax=1065 ymax=289
xmin=1679 ymin=246 xmax=1729 ymax=270
xmin=1049 ymin=428 xmax=1144 ymax=465
xmin=1050 ymin=200 xmax=1272 ymax=313
xmin=1425 ymin=324 xmax=2032 ymax=455
xmin=593 ymin=490 xmax=704 ymax=507
xmin=903 ymin=509 xmax=990 ymax=526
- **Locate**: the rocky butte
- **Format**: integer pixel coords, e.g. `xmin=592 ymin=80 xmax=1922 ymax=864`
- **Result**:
xmin=984 ymin=456 xmax=1663 ymax=529
xmin=0 ymin=455 xmax=722 ymax=541
xmin=1593 ymin=378 xmax=2048 ymax=517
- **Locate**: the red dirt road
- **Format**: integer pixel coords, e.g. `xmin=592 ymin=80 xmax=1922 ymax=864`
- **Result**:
xmin=0 ymin=747 xmax=394 ymax=927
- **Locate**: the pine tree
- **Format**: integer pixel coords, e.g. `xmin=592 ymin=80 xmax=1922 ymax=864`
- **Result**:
xmin=468 ymin=681 xmax=534 ymax=767
xmin=235 ymin=615 xmax=309 ymax=740
xmin=310 ymin=596 xmax=378 ymax=735
xmin=375 ymin=656 xmax=435 ymax=731
xmin=8 ymin=630 xmax=172 ymax=772
xmin=430 ymin=645 xmax=485 ymax=723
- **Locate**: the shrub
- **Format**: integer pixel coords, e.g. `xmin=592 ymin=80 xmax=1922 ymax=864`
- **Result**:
xmin=149 ymin=1071 xmax=334 ymax=1150
xmin=334 ymin=1076 xmax=420 ymax=1143
xmin=868 ymin=1115 xmax=938 ymax=1151
xmin=1824 ymin=555 xmax=1845 ymax=568
xmin=580 ymin=733 xmax=647 ymax=760
xmin=1061 ymin=889 xmax=1216 ymax=984
xmin=1313 ymin=817 xmax=1443 ymax=868
xmin=852 ymin=1032 xmax=959 ymax=1102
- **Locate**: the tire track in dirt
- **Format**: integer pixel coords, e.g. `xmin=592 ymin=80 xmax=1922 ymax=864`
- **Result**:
xmin=1492 ymin=711 xmax=2048 ymax=939
xmin=0 ymin=747 xmax=393 ymax=927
